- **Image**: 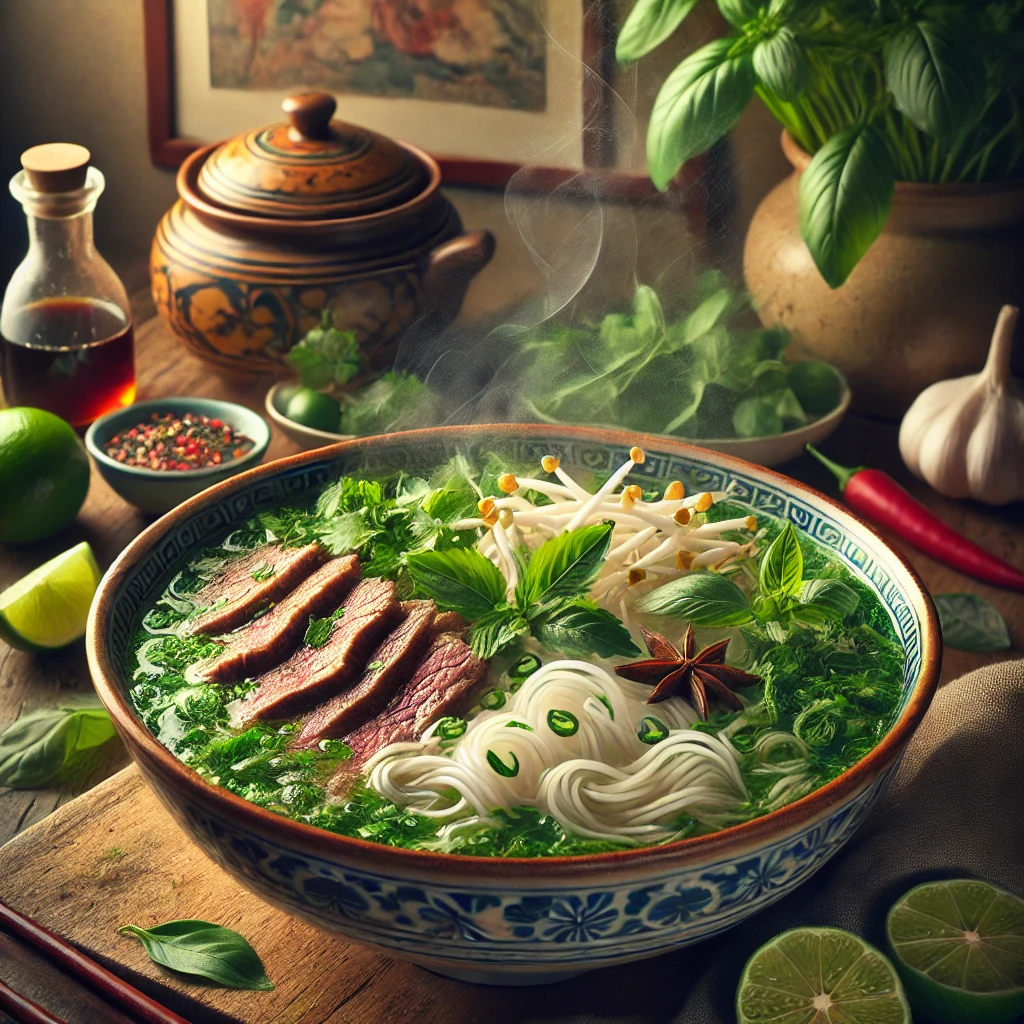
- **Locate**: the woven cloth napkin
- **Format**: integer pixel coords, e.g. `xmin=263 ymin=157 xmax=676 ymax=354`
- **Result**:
xmin=516 ymin=659 xmax=1024 ymax=1024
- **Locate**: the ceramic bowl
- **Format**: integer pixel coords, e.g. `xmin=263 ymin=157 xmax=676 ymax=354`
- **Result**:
xmin=84 ymin=397 xmax=270 ymax=516
xmin=86 ymin=426 xmax=939 ymax=986
xmin=264 ymin=382 xmax=356 ymax=451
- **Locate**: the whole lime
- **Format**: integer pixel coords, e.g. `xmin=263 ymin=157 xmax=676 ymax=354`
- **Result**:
xmin=0 ymin=407 xmax=90 ymax=544
xmin=285 ymin=388 xmax=341 ymax=433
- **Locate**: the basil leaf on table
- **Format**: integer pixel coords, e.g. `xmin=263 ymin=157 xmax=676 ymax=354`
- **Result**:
xmin=616 ymin=0 xmax=699 ymax=63
xmin=636 ymin=571 xmax=754 ymax=626
xmin=119 ymin=920 xmax=274 ymax=991
xmin=798 ymin=123 xmax=895 ymax=288
xmin=934 ymin=593 xmax=1011 ymax=653
xmin=759 ymin=523 xmax=804 ymax=599
xmin=532 ymin=601 xmax=640 ymax=659
xmin=407 ymin=548 xmax=506 ymax=621
xmin=0 ymin=699 xmax=119 ymax=789
xmin=515 ymin=522 xmax=613 ymax=611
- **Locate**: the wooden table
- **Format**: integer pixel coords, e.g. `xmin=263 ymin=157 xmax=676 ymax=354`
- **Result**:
xmin=0 ymin=311 xmax=1020 ymax=1020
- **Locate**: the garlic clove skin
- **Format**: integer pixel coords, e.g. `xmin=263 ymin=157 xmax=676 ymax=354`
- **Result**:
xmin=899 ymin=305 xmax=1024 ymax=506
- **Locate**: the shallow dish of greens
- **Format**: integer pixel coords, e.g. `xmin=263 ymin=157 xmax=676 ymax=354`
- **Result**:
xmin=87 ymin=425 xmax=938 ymax=985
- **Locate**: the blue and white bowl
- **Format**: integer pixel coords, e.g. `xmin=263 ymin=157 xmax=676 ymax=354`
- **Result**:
xmin=87 ymin=425 xmax=940 ymax=985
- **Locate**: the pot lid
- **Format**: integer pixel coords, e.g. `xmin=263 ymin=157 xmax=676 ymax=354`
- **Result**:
xmin=197 ymin=93 xmax=430 ymax=220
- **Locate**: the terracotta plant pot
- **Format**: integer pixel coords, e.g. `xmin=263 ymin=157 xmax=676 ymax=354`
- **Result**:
xmin=151 ymin=93 xmax=495 ymax=376
xmin=744 ymin=131 xmax=1024 ymax=416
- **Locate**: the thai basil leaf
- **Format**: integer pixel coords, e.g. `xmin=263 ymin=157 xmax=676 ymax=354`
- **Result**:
xmin=718 ymin=0 xmax=765 ymax=27
xmin=759 ymin=523 xmax=804 ymax=599
xmin=647 ymin=38 xmax=756 ymax=190
xmin=793 ymin=578 xmax=860 ymax=624
xmin=636 ymin=571 xmax=754 ymax=626
xmin=787 ymin=360 xmax=844 ymax=416
xmin=471 ymin=607 xmax=530 ymax=660
xmin=617 ymin=0 xmax=699 ymax=63
xmin=516 ymin=522 xmax=613 ymax=611
xmin=119 ymin=920 xmax=273 ymax=991
xmin=753 ymin=27 xmax=806 ymax=101
xmin=884 ymin=21 xmax=985 ymax=140
xmin=407 ymin=548 xmax=506 ymax=621
xmin=798 ymin=124 xmax=895 ymax=288
xmin=0 ymin=701 xmax=119 ymax=789
xmin=934 ymin=593 xmax=1011 ymax=653
xmin=532 ymin=601 xmax=640 ymax=659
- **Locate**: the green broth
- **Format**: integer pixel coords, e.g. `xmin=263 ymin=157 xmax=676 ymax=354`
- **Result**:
xmin=127 ymin=469 xmax=904 ymax=857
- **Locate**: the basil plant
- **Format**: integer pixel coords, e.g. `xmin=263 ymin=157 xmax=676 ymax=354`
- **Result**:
xmin=619 ymin=0 xmax=1024 ymax=287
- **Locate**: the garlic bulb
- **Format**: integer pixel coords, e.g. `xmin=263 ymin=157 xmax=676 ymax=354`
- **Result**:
xmin=899 ymin=305 xmax=1024 ymax=505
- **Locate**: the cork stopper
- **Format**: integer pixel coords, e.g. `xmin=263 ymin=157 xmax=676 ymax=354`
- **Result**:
xmin=21 ymin=143 xmax=91 ymax=193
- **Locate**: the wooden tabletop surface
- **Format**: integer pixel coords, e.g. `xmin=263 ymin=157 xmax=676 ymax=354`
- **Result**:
xmin=0 ymin=306 xmax=1020 ymax=1018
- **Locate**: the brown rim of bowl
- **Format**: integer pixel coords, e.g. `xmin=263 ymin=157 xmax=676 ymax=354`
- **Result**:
xmin=87 ymin=423 xmax=941 ymax=881
xmin=177 ymin=140 xmax=444 ymax=234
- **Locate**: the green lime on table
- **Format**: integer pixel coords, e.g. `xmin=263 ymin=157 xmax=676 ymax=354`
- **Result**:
xmin=284 ymin=387 xmax=341 ymax=433
xmin=0 ymin=407 xmax=90 ymax=544
xmin=0 ymin=541 xmax=101 ymax=652
xmin=737 ymin=926 xmax=911 ymax=1024
xmin=887 ymin=878 xmax=1024 ymax=1024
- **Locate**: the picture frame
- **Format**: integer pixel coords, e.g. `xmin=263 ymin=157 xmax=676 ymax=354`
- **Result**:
xmin=142 ymin=0 xmax=707 ymax=204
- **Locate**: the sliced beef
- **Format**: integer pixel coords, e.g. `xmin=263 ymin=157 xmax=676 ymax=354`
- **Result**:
xmin=428 ymin=610 xmax=466 ymax=639
xmin=200 ymin=555 xmax=360 ymax=683
xmin=294 ymin=600 xmax=437 ymax=749
xmin=328 ymin=633 xmax=486 ymax=795
xmin=237 ymin=577 xmax=399 ymax=726
xmin=188 ymin=543 xmax=326 ymax=636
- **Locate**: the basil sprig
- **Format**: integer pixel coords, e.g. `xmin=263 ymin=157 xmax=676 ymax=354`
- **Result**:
xmin=409 ymin=522 xmax=639 ymax=661
xmin=0 ymin=697 xmax=120 ymax=789
xmin=119 ymin=919 xmax=273 ymax=991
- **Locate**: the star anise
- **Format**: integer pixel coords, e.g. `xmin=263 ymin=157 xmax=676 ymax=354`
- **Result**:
xmin=614 ymin=624 xmax=761 ymax=719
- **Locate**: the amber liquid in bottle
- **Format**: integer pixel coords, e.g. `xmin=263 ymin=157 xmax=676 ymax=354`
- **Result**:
xmin=1 ymin=297 xmax=136 ymax=427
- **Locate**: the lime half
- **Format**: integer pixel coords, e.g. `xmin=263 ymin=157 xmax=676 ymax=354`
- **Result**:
xmin=0 ymin=541 xmax=101 ymax=652
xmin=887 ymin=878 xmax=1024 ymax=1024
xmin=737 ymin=926 xmax=910 ymax=1024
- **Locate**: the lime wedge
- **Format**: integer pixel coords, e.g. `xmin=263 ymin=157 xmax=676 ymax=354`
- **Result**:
xmin=0 ymin=542 xmax=102 ymax=652
xmin=737 ymin=926 xmax=911 ymax=1024
xmin=887 ymin=878 xmax=1024 ymax=1024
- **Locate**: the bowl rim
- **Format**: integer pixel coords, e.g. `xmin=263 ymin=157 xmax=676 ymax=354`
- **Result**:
xmin=87 ymin=423 xmax=941 ymax=879
xmin=84 ymin=397 xmax=271 ymax=480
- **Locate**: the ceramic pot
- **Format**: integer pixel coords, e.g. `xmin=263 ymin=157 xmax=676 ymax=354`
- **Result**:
xmin=151 ymin=93 xmax=495 ymax=375
xmin=744 ymin=131 xmax=1024 ymax=416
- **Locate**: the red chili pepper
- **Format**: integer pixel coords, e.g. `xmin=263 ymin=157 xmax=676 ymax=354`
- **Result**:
xmin=806 ymin=445 xmax=1024 ymax=593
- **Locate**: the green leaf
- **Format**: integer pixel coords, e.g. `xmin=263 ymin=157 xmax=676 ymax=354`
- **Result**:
xmin=798 ymin=124 xmax=895 ymax=289
xmin=471 ymin=607 xmax=530 ymax=660
xmin=407 ymin=548 xmax=507 ymax=621
xmin=304 ymin=615 xmax=338 ymax=648
xmin=717 ymin=0 xmax=765 ymax=28
xmin=318 ymin=511 xmax=374 ymax=555
xmin=286 ymin=311 xmax=361 ymax=390
xmin=884 ymin=21 xmax=985 ymax=140
xmin=732 ymin=396 xmax=783 ymax=438
xmin=647 ymin=38 xmax=756 ymax=190
xmin=934 ymin=593 xmax=1011 ymax=653
xmin=617 ymin=0 xmax=699 ymax=63
xmin=753 ymin=27 xmax=806 ymax=101
xmin=679 ymin=287 xmax=732 ymax=345
xmin=486 ymin=749 xmax=519 ymax=777
xmin=119 ymin=920 xmax=274 ymax=991
xmin=339 ymin=372 xmax=438 ymax=436
xmin=793 ymin=578 xmax=860 ymax=624
xmin=532 ymin=601 xmax=640 ymax=658
xmin=0 ymin=703 xmax=119 ymax=789
xmin=787 ymin=360 xmax=844 ymax=417
xmin=636 ymin=572 xmax=754 ymax=626
xmin=516 ymin=523 xmax=613 ymax=611
xmin=759 ymin=522 xmax=804 ymax=598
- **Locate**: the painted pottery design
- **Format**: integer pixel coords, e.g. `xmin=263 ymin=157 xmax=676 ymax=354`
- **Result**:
xmin=88 ymin=427 xmax=939 ymax=985
xmin=744 ymin=131 xmax=1024 ymax=416
xmin=151 ymin=93 xmax=494 ymax=375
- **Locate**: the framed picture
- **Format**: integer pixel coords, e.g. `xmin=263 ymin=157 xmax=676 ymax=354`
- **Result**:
xmin=143 ymin=0 xmax=707 ymax=201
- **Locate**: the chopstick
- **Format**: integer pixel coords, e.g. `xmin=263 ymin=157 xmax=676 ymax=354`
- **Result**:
xmin=0 ymin=900 xmax=192 ymax=1024
xmin=0 ymin=980 xmax=67 ymax=1024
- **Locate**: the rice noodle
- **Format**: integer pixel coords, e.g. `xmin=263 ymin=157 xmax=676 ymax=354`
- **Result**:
xmin=367 ymin=661 xmax=748 ymax=844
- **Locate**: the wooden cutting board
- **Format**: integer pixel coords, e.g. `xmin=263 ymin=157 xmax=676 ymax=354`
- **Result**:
xmin=0 ymin=766 xmax=697 ymax=1024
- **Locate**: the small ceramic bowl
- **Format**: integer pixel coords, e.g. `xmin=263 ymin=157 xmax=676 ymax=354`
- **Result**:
xmin=87 ymin=425 xmax=940 ymax=986
xmin=265 ymin=382 xmax=356 ymax=451
xmin=85 ymin=397 xmax=270 ymax=516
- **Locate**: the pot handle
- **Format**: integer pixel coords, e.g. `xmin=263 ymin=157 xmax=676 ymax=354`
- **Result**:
xmin=420 ymin=229 xmax=496 ymax=333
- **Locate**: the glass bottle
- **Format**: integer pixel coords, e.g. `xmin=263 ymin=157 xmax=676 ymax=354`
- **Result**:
xmin=1 ymin=143 xmax=135 ymax=427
